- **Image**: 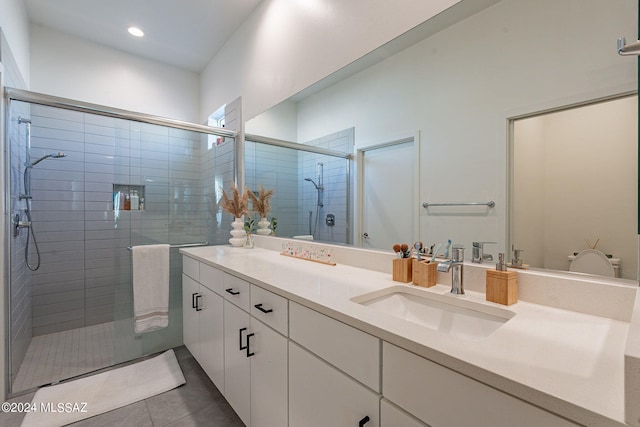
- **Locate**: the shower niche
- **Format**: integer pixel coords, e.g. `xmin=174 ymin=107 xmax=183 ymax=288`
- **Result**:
xmin=113 ymin=184 xmax=145 ymax=211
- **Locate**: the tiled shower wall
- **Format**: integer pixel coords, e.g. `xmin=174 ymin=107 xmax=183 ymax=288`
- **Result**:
xmin=299 ymin=128 xmax=353 ymax=243
xmin=4 ymin=32 xmax=32 ymax=384
xmin=245 ymin=141 xmax=300 ymax=237
xmin=244 ymin=128 xmax=352 ymax=243
xmin=10 ymin=102 xmax=231 ymax=340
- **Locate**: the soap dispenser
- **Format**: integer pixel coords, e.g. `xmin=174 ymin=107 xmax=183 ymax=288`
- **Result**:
xmin=485 ymin=253 xmax=518 ymax=305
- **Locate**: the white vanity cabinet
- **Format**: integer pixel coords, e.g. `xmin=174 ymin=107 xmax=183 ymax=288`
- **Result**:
xmin=223 ymin=299 xmax=251 ymax=425
xmin=289 ymin=342 xmax=380 ymax=427
xmin=382 ymin=342 xmax=578 ymax=427
xmin=182 ymin=269 xmax=225 ymax=391
xmin=289 ymin=302 xmax=380 ymax=427
xmin=222 ymin=272 xmax=289 ymax=427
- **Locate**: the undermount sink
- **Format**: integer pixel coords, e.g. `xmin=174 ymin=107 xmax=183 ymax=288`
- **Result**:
xmin=351 ymin=285 xmax=515 ymax=341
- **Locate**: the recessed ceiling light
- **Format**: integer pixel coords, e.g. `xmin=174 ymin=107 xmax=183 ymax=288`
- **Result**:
xmin=128 ymin=27 xmax=144 ymax=37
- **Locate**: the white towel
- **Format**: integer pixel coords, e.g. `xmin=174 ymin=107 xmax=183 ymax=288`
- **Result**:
xmin=132 ymin=244 xmax=170 ymax=333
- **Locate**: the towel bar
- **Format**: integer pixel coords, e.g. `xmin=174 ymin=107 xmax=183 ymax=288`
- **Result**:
xmin=127 ymin=242 xmax=209 ymax=251
xmin=422 ymin=201 xmax=495 ymax=208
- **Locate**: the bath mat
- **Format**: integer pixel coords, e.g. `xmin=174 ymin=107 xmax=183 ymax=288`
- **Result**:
xmin=21 ymin=349 xmax=185 ymax=427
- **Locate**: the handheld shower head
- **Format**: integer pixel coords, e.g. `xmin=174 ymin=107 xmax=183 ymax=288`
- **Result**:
xmin=29 ymin=152 xmax=67 ymax=167
xmin=304 ymin=177 xmax=320 ymax=189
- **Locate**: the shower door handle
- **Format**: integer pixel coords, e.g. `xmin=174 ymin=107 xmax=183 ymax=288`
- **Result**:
xmin=195 ymin=294 xmax=203 ymax=311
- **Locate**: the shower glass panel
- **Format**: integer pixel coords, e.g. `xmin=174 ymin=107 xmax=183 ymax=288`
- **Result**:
xmin=244 ymin=129 xmax=351 ymax=243
xmin=7 ymin=99 xmax=234 ymax=394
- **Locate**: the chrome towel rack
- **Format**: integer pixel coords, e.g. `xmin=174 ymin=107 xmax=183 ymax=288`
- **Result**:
xmin=422 ymin=201 xmax=495 ymax=208
xmin=126 ymin=242 xmax=209 ymax=251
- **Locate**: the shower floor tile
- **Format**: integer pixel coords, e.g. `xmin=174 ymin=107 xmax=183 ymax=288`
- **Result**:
xmin=12 ymin=322 xmax=115 ymax=393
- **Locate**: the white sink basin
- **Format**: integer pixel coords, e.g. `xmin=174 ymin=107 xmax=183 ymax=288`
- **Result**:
xmin=351 ymin=285 xmax=515 ymax=341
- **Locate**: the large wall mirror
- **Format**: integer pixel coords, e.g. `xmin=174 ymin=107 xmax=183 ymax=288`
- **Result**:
xmin=244 ymin=0 xmax=638 ymax=281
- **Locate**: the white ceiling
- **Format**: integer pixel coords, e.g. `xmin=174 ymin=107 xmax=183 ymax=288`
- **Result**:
xmin=24 ymin=0 xmax=264 ymax=73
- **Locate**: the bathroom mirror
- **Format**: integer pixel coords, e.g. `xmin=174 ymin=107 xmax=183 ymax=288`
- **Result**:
xmin=244 ymin=0 xmax=639 ymax=280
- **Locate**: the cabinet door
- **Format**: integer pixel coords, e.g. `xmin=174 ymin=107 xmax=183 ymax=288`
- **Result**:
xmin=182 ymin=274 xmax=200 ymax=360
xmin=289 ymin=342 xmax=379 ymax=427
xmin=250 ymin=318 xmax=288 ymax=427
xmin=381 ymin=399 xmax=426 ymax=427
xmin=224 ymin=300 xmax=251 ymax=426
xmin=199 ymin=285 xmax=224 ymax=392
xmin=383 ymin=342 xmax=577 ymax=427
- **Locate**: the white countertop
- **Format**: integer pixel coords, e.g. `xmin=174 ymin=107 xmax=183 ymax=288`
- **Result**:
xmin=182 ymin=245 xmax=632 ymax=426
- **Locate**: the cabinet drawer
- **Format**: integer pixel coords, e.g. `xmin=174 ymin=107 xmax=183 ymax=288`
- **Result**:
xmin=223 ymin=273 xmax=251 ymax=311
xmin=251 ymin=285 xmax=288 ymax=336
xmin=200 ymin=263 xmax=224 ymax=295
xmin=383 ymin=342 xmax=577 ymax=427
xmin=183 ymin=255 xmax=199 ymax=281
xmin=290 ymin=302 xmax=380 ymax=392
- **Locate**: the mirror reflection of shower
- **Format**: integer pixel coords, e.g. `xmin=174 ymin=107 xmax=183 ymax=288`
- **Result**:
xmin=15 ymin=116 xmax=68 ymax=271
xmin=304 ymin=162 xmax=324 ymax=237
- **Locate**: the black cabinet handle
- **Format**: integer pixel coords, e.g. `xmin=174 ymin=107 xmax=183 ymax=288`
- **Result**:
xmin=226 ymin=288 xmax=240 ymax=295
xmin=358 ymin=416 xmax=370 ymax=427
xmin=254 ymin=303 xmax=273 ymax=314
xmin=191 ymin=292 xmax=197 ymax=309
xmin=246 ymin=333 xmax=255 ymax=357
xmin=195 ymin=294 xmax=202 ymax=311
xmin=239 ymin=327 xmax=248 ymax=350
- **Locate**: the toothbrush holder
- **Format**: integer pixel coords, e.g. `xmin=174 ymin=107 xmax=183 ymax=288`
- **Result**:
xmin=412 ymin=259 xmax=437 ymax=288
xmin=392 ymin=258 xmax=413 ymax=283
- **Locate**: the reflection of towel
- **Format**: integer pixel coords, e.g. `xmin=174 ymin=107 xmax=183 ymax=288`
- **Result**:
xmin=132 ymin=244 xmax=170 ymax=333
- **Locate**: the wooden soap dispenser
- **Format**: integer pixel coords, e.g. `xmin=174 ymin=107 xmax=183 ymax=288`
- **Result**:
xmin=485 ymin=253 xmax=518 ymax=305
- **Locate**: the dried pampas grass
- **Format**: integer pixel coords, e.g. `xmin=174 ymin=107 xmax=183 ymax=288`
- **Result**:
xmin=248 ymin=185 xmax=274 ymax=218
xmin=220 ymin=184 xmax=249 ymax=218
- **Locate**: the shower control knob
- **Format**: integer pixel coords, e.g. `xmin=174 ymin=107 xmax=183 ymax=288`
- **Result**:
xmin=363 ymin=232 xmax=369 ymax=239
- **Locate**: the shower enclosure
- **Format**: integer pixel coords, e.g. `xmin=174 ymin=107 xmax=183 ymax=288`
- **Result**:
xmin=5 ymin=89 xmax=236 ymax=395
xmin=244 ymin=129 xmax=352 ymax=243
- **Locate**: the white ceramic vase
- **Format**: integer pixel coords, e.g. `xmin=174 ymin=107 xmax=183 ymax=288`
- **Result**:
xmin=257 ymin=217 xmax=271 ymax=235
xmin=229 ymin=216 xmax=246 ymax=247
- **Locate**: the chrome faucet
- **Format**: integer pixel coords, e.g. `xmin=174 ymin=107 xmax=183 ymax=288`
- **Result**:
xmin=437 ymin=244 xmax=465 ymax=295
xmin=472 ymin=241 xmax=495 ymax=263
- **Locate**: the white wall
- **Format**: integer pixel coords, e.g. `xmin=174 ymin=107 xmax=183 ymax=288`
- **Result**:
xmin=245 ymin=100 xmax=298 ymax=142
xmin=291 ymin=0 xmax=637 ymax=256
xmin=30 ymin=26 xmax=200 ymax=122
xmin=0 ymin=0 xmax=30 ymax=84
xmin=200 ymin=0 xmax=463 ymax=122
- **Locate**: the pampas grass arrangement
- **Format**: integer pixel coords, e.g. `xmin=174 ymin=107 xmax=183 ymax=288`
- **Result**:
xmin=220 ymin=184 xmax=249 ymax=218
xmin=248 ymin=185 xmax=275 ymax=218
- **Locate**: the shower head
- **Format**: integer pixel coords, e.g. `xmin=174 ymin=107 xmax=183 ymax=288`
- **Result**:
xmin=18 ymin=117 xmax=31 ymax=124
xmin=29 ymin=152 xmax=67 ymax=167
xmin=304 ymin=177 xmax=320 ymax=189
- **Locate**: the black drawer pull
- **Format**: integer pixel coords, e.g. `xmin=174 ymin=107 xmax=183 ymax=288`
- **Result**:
xmin=254 ymin=303 xmax=273 ymax=314
xmin=195 ymin=294 xmax=202 ymax=311
xmin=239 ymin=327 xmax=248 ymax=350
xmin=191 ymin=292 xmax=197 ymax=309
xmin=246 ymin=333 xmax=255 ymax=357
xmin=358 ymin=416 xmax=370 ymax=427
xmin=226 ymin=288 xmax=240 ymax=295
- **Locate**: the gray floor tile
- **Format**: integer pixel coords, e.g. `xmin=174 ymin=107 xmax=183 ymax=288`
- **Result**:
xmin=66 ymin=400 xmax=152 ymax=427
xmin=0 ymin=346 xmax=241 ymax=427
xmin=163 ymin=401 xmax=245 ymax=427
xmin=0 ymin=391 xmax=36 ymax=426
xmin=145 ymin=354 xmax=229 ymax=426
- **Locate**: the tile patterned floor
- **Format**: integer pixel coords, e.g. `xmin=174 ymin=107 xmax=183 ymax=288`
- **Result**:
xmin=1 ymin=346 xmax=243 ymax=426
xmin=12 ymin=322 xmax=115 ymax=393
